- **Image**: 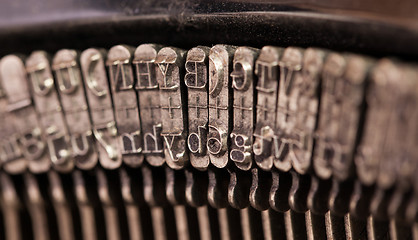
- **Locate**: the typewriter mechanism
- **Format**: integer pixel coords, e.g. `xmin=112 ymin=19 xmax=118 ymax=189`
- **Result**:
xmin=0 ymin=0 xmax=418 ymax=239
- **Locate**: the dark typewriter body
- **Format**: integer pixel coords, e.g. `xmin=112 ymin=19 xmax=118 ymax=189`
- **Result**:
xmin=0 ymin=0 xmax=417 ymax=239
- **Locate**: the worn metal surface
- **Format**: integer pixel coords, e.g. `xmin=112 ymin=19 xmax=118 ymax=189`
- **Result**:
xmin=0 ymin=40 xmax=417 ymax=240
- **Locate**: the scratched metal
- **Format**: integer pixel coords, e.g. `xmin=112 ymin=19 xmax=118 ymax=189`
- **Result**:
xmin=230 ymin=47 xmax=259 ymax=171
xmin=185 ymin=46 xmax=210 ymax=170
xmin=156 ymin=47 xmax=189 ymax=170
xmin=107 ymin=45 xmax=144 ymax=168
xmin=207 ymin=45 xmax=236 ymax=169
xmin=253 ymin=46 xmax=282 ymax=171
xmin=52 ymin=49 xmax=98 ymax=170
xmin=80 ymin=48 xmax=122 ymax=169
xmin=133 ymin=44 xmax=165 ymax=167
xmin=27 ymin=51 xmax=71 ymax=173
xmin=273 ymin=47 xmax=304 ymax=172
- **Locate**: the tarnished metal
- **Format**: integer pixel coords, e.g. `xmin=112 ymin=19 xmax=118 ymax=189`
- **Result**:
xmin=269 ymin=47 xmax=325 ymax=174
xmin=406 ymin=189 xmax=418 ymax=224
xmin=253 ymin=46 xmax=282 ymax=171
xmin=52 ymin=49 xmax=98 ymax=170
xmin=274 ymin=47 xmax=304 ymax=172
xmin=230 ymin=47 xmax=259 ymax=171
xmin=185 ymin=168 xmax=208 ymax=207
xmin=26 ymin=51 xmax=70 ymax=173
xmin=387 ymin=185 xmax=411 ymax=222
xmin=0 ymin=42 xmax=417 ymax=240
xmin=133 ymin=44 xmax=165 ymax=167
xmin=370 ymin=187 xmax=393 ymax=220
xmin=208 ymin=168 xmax=229 ymax=209
xmin=80 ymin=48 xmax=121 ymax=169
xmin=207 ymin=45 xmax=236 ymax=169
xmin=156 ymin=47 xmax=189 ymax=169
xmin=217 ymin=207 xmax=243 ymax=240
xmin=107 ymin=45 xmax=144 ymax=168
xmin=185 ymin=46 xmax=210 ymax=170
xmin=26 ymin=51 xmax=69 ymax=171
xmin=0 ymin=54 xmax=48 ymax=174
xmin=344 ymin=213 xmax=367 ymax=240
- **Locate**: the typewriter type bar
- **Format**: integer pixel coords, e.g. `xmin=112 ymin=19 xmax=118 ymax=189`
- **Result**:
xmin=0 ymin=55 xmax=49 ymax=174
xmin=156 ymin=47 xmax=189 ymax=170
xmin=107 ymin=45 xmax=144 ymax=168
xmin=0 ymin=43 xmax=416 ymax=240
xmin=133 ymin=44 xmax=165 ymax=167
xmin=52 ymin=49 xmax=98 ymax=171
xmin=80 ymin=48 xmax=122 ymax=170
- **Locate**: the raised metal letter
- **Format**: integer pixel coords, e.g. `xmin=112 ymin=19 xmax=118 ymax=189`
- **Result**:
xmin=27 ymin=51 xmax=72 ymax=173
xmin=273 ymin=47 xmax=303 ymax=172
xmin=356 ymin=59 xmax=416 ymax=188
xmin=207 ymin=45 xmax=236 ymax=169
xmin=107 ymin=45 xmax=144 ymax=168
xmin=156 ymin=47 xmax=188 ymax=169
xmin=230 ymin=47 xmax=258 ymax=171
xmin=186 ymin=46 xmax=210 ymax=170
xmin=52 ymin=49 xmax=98 ymax=170
xmin=253 ymin=46 xmax=282 ymax=170
xmin=81 ymin=48 xmax=122 ymax=169
xmin=133 ymin=44 xmax=165 ymax=167
xmin=289 ymin=48 xmax=326 ymax=174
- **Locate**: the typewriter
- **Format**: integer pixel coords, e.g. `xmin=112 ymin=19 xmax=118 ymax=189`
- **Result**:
xmin=0 ymin=0 xmax=417 ymax=239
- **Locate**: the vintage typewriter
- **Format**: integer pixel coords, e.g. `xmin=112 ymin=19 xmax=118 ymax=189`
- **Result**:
xmin=0 ymin=0 xmax=417 ymax=239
